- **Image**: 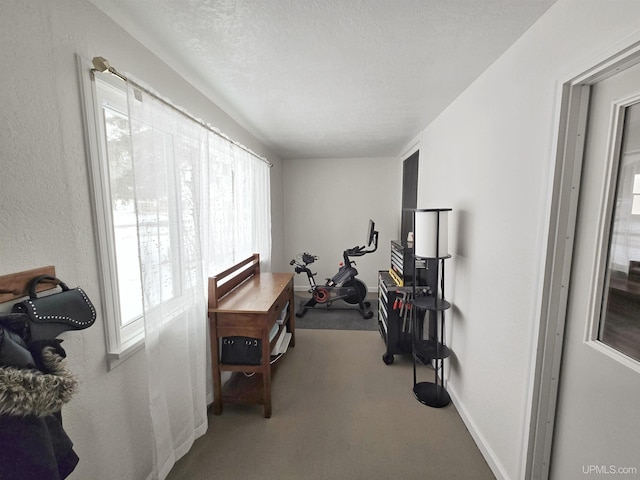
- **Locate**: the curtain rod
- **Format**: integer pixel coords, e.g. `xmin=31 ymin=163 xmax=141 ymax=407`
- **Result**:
xmin=91 ymin=56 xmax=273 ymax=168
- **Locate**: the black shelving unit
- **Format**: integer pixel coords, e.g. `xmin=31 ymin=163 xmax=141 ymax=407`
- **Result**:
xmin=378 ymin=271 xmax=413 ymax=365
xmin=390 ymin=240 xmax=428 ymax=287
xmin=411 ymin=208 xmax=452 ymax=408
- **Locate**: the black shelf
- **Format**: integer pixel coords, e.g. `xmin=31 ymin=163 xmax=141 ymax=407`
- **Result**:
xmin=413 ymin=382 xmax=451 ymax=408
xmin=411 ymin=296 xmax=451 ymax=311
xmin=413 ymin=339 xmax=451 ymax=360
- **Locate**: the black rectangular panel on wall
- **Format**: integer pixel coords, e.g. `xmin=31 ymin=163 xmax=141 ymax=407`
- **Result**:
xmin=401 ymin=151 xmax=419 ymax=245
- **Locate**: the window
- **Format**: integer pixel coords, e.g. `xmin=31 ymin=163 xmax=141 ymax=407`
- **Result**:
xmin=88 ymin=74 xmax=146 ymax=361
xmin=80 ymin=59 xmax=271 ymax=367
xmin=599 ymin=101 xmax=640 ymax=363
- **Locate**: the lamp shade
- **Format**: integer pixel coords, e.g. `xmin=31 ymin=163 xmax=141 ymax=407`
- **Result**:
xmin=414 ymin=209 xmax=450 ymax=258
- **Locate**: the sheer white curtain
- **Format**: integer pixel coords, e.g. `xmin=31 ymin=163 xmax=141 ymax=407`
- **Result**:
xmin=207 ymin=132 xmax=271 ymax=274
xmin=125 ymin=78 xmax=272 ymax=479
xmin=242 ymin=143 xmax=272 ymax=271
xmin=127 ymin=82 xmax=208 ymax=480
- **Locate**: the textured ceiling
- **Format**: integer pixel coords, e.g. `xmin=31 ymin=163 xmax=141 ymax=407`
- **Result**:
xmin=88 ymin=0 xmax=556 ymax=160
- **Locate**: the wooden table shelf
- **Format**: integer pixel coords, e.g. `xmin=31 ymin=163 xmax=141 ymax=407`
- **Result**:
xmin=208 ymin=254 xmax=295 ymax=418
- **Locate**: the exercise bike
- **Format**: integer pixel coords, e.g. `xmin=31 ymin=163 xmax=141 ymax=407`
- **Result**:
xmin=290 ymin=220 xmax=379 ymax=319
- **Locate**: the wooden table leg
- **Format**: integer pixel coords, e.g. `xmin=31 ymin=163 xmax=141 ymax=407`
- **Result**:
xmin=263 ymin=334 xmax=272 ymax=418
xmin=210 ymin=314 xmax=223 ymax=415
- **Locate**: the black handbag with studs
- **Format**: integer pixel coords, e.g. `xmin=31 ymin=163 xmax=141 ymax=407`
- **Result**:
xmin=11 ymin=275 xmax=96 ymax=341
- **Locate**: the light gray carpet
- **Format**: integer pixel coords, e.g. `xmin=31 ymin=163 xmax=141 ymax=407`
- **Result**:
xmin=167 ymin=329 xmax=495 ymax=480
xmin=293 ymin=295 xmax=379 ymax=331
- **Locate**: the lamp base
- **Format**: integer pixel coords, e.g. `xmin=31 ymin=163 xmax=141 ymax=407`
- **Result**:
xmin=413 ymin=382 xmax=451 ymax=408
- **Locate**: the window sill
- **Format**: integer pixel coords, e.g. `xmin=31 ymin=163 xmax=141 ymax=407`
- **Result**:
xmin=107 ymin=334 xmax=145 ymax=370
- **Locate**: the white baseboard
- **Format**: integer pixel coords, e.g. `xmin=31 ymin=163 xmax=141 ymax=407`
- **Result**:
xmin=447 ymin=384 xmax=512 ymax=480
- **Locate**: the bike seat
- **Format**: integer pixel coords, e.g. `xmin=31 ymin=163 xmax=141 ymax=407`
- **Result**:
xmin=302 ymin=253 xmax=317 ymax=264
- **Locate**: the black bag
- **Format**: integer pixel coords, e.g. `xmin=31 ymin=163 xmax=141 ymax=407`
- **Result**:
xmin=12 ymin=276 xmax=96 ymax=341
xmin=220 ymin=336 xmax=261 ymax=365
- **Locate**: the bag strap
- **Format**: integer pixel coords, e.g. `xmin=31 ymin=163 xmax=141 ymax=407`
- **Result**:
xmin=27 ymin=275 xmax=69 ymax=299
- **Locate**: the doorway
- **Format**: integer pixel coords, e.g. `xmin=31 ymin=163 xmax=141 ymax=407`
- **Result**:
xmin=529 ymin=43 xmax=640 ymax=479
xmin=401 ymin=150 xmax=419 ymax=244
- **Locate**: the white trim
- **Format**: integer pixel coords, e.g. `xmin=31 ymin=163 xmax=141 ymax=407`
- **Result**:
xmin=526 ymin=82 xmax=590 ymax=480
xmin=447 ymin=385 xmax=510 ymax=480
xmin=528 ymin=36 xmax=640 ymax=480
xmin=106 ymin=334 xmax=145 ymax=368
xmin=584 ymin=97 xmax=627 ymax=344
xmin=77 ymin=55 xmax=122 ymax=357
xmin=77 ymin=55 xmax=146 ymax=368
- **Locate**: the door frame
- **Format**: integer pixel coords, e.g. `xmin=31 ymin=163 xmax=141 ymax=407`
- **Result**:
xmin=527 ymin=39 xmax=640 ymax=480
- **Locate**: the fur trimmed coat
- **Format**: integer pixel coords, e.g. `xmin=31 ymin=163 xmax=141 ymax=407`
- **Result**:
xmin=0 ymin=347 xmax=77 ymax=417
xmin=0 ymin=345 xmax=79 ymax=480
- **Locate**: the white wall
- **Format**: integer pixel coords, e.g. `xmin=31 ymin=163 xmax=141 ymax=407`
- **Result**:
xmin=0 ymin=1 xmax=284 ymax=479
xmin=283 ymin=157 xmax=400 ymax=293
xmin=407 ymin=1 xmax=640 ymax=479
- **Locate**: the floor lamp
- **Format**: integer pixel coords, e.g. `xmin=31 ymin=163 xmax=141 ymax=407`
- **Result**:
xmin=411 ymin=208 xmax=452 ymax=408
